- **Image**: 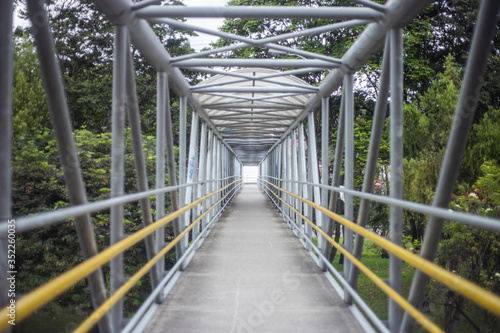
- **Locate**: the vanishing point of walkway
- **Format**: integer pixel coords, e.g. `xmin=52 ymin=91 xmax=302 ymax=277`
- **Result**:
xmin=145 ymin=184 xmax=364 ymax=333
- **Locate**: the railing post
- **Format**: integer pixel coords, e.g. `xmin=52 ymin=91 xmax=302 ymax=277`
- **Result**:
xmin=277 ymin=143 xmax=283 ymax=213
xmin=389 ymin=26 xmax=404 ymax=333
xmin=204 ymin=130 xmax=214 ymax=231
xmin=163 ymin=76 xmax=183 ymax=262
xmin=307 ymin=111 xmax=323 ymax=251
xmin=298 ymin=123 xmax=312 ymax=251
xmin=285 ymin=136 xmax=292 ymax=225
xmin=179 ymin=96 xmax=188 ymax=251
xmin=291 ymin=129 xmax=300 ymax=237
xmin=156 ymin=72 xmax=167 ymax=276
xmin=320 ymin=97 xmax=333 ymax=271
xmin=183 ymin=105 xmax=199 ymax=267
xmin=0 ymin=0 xmax=13 ymax=316
xmin=110 ymin=24 xmax=128 ymax=331
xmin=343 ymin=73 xmax=354 ymax=289
xmin=125 ymin=41 xmax=161 ymax=298
xmin=327 ymin=91 xmax=344 ymax=228
xmin=197 ymin=122 xmax=208 ymax=245
xmin=26 ymin=1 xmax=112 ymax=331
xmin=212 ymin=139 xmax=218 ymax=215
xmin=214 ymin=139 xmax=222 ymax=219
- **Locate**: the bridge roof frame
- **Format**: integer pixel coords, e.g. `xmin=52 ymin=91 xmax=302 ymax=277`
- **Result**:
xmin=92 ymin=0 xmax=434 ymax=164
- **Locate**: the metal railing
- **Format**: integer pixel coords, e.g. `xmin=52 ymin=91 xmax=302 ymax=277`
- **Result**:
xmin=0 ymin=179 xmax=243 ymax=332
xmin=259 ymin=178 xmax=500 ymax=333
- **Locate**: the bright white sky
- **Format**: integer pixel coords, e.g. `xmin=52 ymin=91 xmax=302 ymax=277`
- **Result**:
xmin=183 ymin=0 xmax=229 ymax=51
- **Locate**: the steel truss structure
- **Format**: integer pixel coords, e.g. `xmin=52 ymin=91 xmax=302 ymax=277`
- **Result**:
xmin=1 ymin=0 xmax=500 ymax=332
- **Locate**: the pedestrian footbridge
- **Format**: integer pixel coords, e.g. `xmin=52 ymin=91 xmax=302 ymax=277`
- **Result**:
xmin=145 ymin=184 xmax=364 ymax=333
xmin=1 ymin=0 xmax=500 ymax=332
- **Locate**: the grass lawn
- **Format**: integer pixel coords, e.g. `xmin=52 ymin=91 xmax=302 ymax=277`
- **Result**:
xmin=13 ymin=302 xmax=89 ymax=333
xmin=312 ymin=237 xmax=417 ymax=326
xmin=313 ymin=236 xmax=499 ymax=333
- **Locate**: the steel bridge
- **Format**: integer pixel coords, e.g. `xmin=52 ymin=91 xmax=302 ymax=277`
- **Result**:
xmin=1 ymin=0 xmax=500 ymax=332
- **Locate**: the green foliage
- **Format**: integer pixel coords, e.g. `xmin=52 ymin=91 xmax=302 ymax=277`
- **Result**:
xmin=400 ymin=56 xmax=460 ymax=241
xmin=430 ymin=161 xmax=500 ymax=332
xmin=15 ymin=0 xmax=196 ymax=133
xmin=13 ymin=129 xmax=175 ymax=316
xmin=462 ymin=107 xmax=500 ymax=184
xmin=12 ymin=35 xmax=50 ymax=136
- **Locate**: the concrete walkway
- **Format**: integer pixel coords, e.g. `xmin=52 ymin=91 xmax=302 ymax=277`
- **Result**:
xmin=145 ymin=184 xmax=364 ymax=333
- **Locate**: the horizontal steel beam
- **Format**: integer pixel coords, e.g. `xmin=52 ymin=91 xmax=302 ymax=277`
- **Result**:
xmin=137 ymin=6 xmax=386 ymax=20
xmin=192 ymin=78 xmax=318 ymax=91
xmin=214 ymin=119 xmax=292 ymax=126
xmin=218 ymin=124 xmax=288 ymax=129
xmin=204 ymin=106 xmax=303 ymax=111
xmin=186 ymin=67 xmax=326 ymax=79
xmin=210 ymin=114 xmax=296 ymax=120
xmin=172 ymin=20 xmax=370 ymax=63
xmin=199 ymin=93 xmax=308 ymax=104
xmin=176 ymin=59 xmax=339 ymax=69
xmin=221 ymin=130 xmax=279 ymax=135
xmin=193 ymin=86 xmax=317 ymax=93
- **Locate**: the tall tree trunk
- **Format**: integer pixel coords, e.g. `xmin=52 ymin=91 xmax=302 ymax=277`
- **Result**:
xmin=328 ymin=221 xmax=341 ymax=262
xmin=444 ymin=290 xmax=463 ymax=333
xmin=339 ymin=225 xmax=345 ymax=265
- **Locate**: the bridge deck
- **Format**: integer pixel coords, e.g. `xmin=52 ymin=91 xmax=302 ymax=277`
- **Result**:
xmin=145 ymin=184 xmax=364 ymax=333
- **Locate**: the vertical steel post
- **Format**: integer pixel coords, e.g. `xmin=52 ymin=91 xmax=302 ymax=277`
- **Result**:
xmin=328 ymin=94 xmax=345 ymax=216
xmin=212 ymin=138 xmax=220 ymax=221
xmin=110 ymin=25 xmax=128 ymax=331
xmin=298 ymin=123 xmax=311 ymax=251
xmin=156 ymin=72 xmax=167 ymax=274
xmin=346 ymin=36 xmax=391 ymax=305
xmin=222 ymin=146 xmax=227 ymax=206
xmin=125 ymin=45 xmax=160 ymax=295
xmin=184 ymin=108 xmax=199 ymax=250
xmin=215 ymin=140 xmax=222 ymax=216
xmin=204 ymin=131 xmax=214 ymax=231
xmin=286 ymin=137 xmax=292 ymax=224
xmin=291 ymin=129 xmax=300 ymax=237
xmin=326 ymin=93 xmax=345 ymax=270
xmin=163 ymin=77 xmax=183 ymax=261
xmin=179 ymin=96 xmax=188 ymax=250
xmin=307 ymin=111 xmax=323 ymax=250
xmin=196 ymin=122 xmax=207 ymax=244
xmin=276 ymin=144 xmax=283 ymax=211
xmin=0 ymin=0 xmax=13 ymax=315
xmin=343 ymin=73 xmax=354 ymax=286
xmin=389 ymin=27 xmax=404 ymax=333
xmin=282 ymin=141 xmax=288 ymax=217
xmin=320 ymin=97 xmax=333 ymax=271
xmin=402 ymin=1 xmax=500 ymax=331
xmin=26 ymin=2 xmax=112 ymax=332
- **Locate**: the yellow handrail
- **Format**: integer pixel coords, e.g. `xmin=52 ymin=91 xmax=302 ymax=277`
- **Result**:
xmin=263 ymin=180 xmax=500 ymax=318
xmin=74 ymin=188 xmax=233 ymax=333
xmin=0 ymin=181 xmax=238 ymax=332
xmin=262 ymin=182 xmax=442 ymax=332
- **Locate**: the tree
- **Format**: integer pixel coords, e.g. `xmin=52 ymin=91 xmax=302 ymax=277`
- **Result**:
xmin=15 ymin=0 xmax=197 ymax=133
xmin=431 ymin=161 xmax=500 ymax=332
xmin=12 ymin=34 xmax=50 ymax=136
xmin=400 ymin=56 xmax=460 ymax=241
